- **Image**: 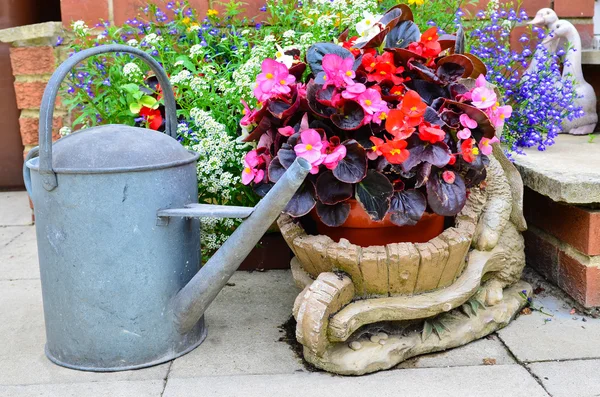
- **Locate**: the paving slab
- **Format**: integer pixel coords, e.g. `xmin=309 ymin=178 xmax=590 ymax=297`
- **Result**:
xmin=0 ymin=380 xmax=164 ymax=397
xmin=0 ymin=227 xmax=39 ymax=280
xmin=0 ymin=280 xmax=169 ymax=386
xmin=169 ymin=270 xmax=305 ymax=378
xmin=514 ymin=135 xmax=600 ymax=204
xmin=163 ymin=365 xmax=549 ymax=397
xmin=498 ymin=273 xmax=600 ymax=362
xmin=528 ymin=359 xmax=600 ymax=397
xmin=398 ymin=335 xmax=515 ymax=368
xmin=0 ymin=225 xmax=28 ymax=249
xmin=0 ymin=191 xmax=32 ymax=226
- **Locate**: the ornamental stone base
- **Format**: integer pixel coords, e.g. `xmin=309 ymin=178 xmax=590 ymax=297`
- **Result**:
xmin=278 ymin=145 xmax=531 ymax=375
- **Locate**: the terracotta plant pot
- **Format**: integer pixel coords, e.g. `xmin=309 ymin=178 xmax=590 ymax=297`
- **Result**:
xmin=310 ymin=200 xmax=445 ymax=247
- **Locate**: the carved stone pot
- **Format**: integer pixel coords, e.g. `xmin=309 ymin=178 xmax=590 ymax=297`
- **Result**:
xmin=278 ymin=145 xmax=533 ymax=375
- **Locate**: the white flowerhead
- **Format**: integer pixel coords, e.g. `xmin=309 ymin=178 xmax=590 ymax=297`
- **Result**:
xmin=190 ymin=44 xmax=204 ymax=57
xmin=123 ymin=62 xmax=142 ymax=81
xmin=59 ymin=126 xmax=72 ymax=136
xmin=71 ymin=20 xmax=89 ymax=34
xmin=356 ymin=11 xmax=382 ymax=37
xmin=283 ymin=30 xmax=295 ymax=39
xmin=126 ymin=39 xmax=138 ymax=47
xmin=143 ymin=33 xmax=163 ymax=46
xmin=275 ymin=44 xmax=294 ymax=68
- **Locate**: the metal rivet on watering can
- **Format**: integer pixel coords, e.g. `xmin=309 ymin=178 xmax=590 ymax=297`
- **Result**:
xmin=24 ymin=44 xmax=311 ymax=372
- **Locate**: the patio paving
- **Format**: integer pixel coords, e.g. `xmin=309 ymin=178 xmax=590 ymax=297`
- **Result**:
xmin=1 ymin=191 xmax=599 ymax=396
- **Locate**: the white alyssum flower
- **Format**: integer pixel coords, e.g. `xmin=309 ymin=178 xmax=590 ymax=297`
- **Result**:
xmin=71 ymin=20 xmax=89 ymax=34
xmin=174 ymin=60 xmax=185 ymax=66
xmin=283 ymin=30 xmax=295 ymax=39
xmin=188 ymin=25 xmax=201 ymax=32
xmin=190 ymin=44 xmax=204 ymax=57
xmin=126 ymin=39 xmax=138 ymax=47
xmin=169 ymin=69 xmax=192 ymax=84
xmin=123 ymin=62 xmax=142 ymax=81
xmin=143 ymin=33 xmax=163 ymax=46
xmin=59 ymin=126 xmax=72 ymax=136
xmin=241 ymin=29 xmax=250 ymax=35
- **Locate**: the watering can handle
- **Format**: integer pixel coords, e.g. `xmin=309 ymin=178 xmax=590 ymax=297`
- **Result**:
xmin=38 ymin=44 xmax=179 ymax=192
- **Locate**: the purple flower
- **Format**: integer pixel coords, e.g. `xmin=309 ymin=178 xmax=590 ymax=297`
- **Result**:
xmin=259 ymin=5 xmax=267 ymax=11
xmin=55 ymin=36 xmax=63 ymax=46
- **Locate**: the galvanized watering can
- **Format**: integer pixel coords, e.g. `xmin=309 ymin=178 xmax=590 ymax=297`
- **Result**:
xmin=23 ymin=45 xmax=311 ymax=371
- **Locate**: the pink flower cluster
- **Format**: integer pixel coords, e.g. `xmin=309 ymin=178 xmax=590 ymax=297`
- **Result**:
xmin=254 ymin=59 xmax=296 ymax=103
xmin=468 ymin=75 xmax=512 ymax=128
xmin=294 ymin=129 xmax=347 ymax=174
xmin=241 ymin=150 xmax=266 ymax=185
xmin=322 ymin=54 xmax=388 ymax=124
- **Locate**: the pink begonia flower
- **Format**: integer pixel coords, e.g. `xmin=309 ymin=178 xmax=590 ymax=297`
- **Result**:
xmin=322 ymin=144 xmax=347 ymax=170
xmin=253 ymin=58 xmax=296 ymax=102
xmin=322 ymin=54 xmax=356 ymax=88
xmin=475 ymin=74 xmax=487 ymax=88
xmin=457 ymin=128 xmax=472 ymax=140
xmin=278 ymin=126 xmax=295 ymax=137
xmin=294 ymin=129 xmax=325 ymax=173
xmin=471 ymin=86 xmax=497 ymax=110
xmin=478 ymin=136 xmax=500 ymax=155
xmin=459 ymin=113 xmax=478 ymax=129
xmin=357 ymin=88 xmax=388 ymax=115
xmin=371 ymin=108 xmax=389 ymax=125
xmin=342 ymin=83 xmax=366 ymax=100
xmin=241 ymin=150 xmax=265 ymax=185
xmin=240 ymin=100 xmax=259 ymax=127
xmin=489 ymin=104 xmax=513 ymax=127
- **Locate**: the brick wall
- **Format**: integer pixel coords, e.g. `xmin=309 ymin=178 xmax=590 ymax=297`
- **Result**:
xmin=0 ymin=23 xmax=67 ymax=160
xmin=60 ymin=0 xmax=265 ymax=27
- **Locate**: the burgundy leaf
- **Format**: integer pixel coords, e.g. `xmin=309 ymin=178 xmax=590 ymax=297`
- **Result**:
xmin=355 ymin=170 xmax=394 ymax=221
xmin=332 ymin=139 xmax=368 ymax=183
xmin=316 ymin=201 xmax=351 ymax=227
xmin=284 ymin=182 xmax=316 ymax=217
xmin=316 ymin=171 xmax=353 ymax=204
xmin=306 ymin=43 xmax=354 ymax=76
xmin=268 ymin=157 xmax=286 ymax=183
xmin=389 ymin=189 xmax=427 ymax=226
xmin=277 ymin=144 xmax=297 ymax=169
xmin=426 ymin=170 xmax=466 ymax=216
xmin=331 ymin=100 xmax=365 ymax=131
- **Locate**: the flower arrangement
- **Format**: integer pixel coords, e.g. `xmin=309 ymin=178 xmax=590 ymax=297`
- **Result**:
xmin=466 ymin=5 xmax=582 ymax=153
xmin=240 ymin=5 xmax=510 ymax=227
xmin=60 ymin=0 xmax=469 ymax=254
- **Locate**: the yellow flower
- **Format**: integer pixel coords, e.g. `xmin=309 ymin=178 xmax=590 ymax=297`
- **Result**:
xmin=207 ymin=9 xmax=219 ymax=17
xmin=408 ymin=0 xmax=425 ymax=5
xmin=182 ymin=17 xmax=191 ymax=25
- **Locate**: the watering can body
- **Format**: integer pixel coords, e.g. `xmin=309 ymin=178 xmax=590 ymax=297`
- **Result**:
xmin=24 ymin=45 xmax=311 ymax=371
xmin=26 ymin=127 xmax=206 ymax=371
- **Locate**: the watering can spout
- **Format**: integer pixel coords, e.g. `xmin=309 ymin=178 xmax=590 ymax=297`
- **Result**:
xmin=172 ymin=157 xmax=311 ymax=334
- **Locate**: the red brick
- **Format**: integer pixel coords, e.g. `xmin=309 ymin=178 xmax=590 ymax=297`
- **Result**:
xmin=554 ymin=0 xmax=594 ymax=17
xmin=61 ymin=0 xmax=109 ymax=27
xmin=9 ymin=47 xmax=55 ymax=76
xmin=19 ymin=117 xmax=63 ymax=146
xmin=463 ymin=0 xmax=551 ymax=19
xmin=574 ymin=23 xmax=595 ymax=49
xmin=524 ymin=188 xmax=600 ymax=256
xmin=523 ymin=229 xmax=559 ymax=283
xmin=14 ymin=81 xmax=49 ymax=110
xmin=558 ymin=251 xmax=600 ymax=307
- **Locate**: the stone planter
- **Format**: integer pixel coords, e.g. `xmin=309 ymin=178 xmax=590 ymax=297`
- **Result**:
xmin=278 ymin=146 xmax=533 ymax=375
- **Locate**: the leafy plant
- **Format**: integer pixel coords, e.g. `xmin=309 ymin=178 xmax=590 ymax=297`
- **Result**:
xmin=240 ymin=5 xmax=509 ymax=227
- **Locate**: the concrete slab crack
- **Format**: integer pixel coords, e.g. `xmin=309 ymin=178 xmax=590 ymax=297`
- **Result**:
xmin=160 ymin=360 xmax=173 ymax=397
xmin=495 ymin=332 xmax=553 ymax=396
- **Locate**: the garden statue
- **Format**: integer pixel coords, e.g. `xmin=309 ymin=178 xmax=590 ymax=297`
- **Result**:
xmin=544 ymin=20 xmax=598 ymax=135
xmin=529 ymin=9 xmax=597 ymax=135
xmin=239 ymin=5 xmax=532 ymax=375
xmin=526 ymin=8 xmax=560 ymax=74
